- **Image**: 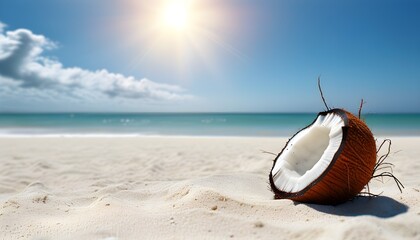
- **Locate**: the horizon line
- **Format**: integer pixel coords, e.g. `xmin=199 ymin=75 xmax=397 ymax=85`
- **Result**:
xmin=0 ymin=111 xmax=419 ymax=115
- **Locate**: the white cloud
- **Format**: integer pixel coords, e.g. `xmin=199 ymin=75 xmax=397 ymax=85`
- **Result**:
xmin=0 ymin=22 xmax=192 ymax=101
xmin=0 ymin=22 xmax=6 ymax=33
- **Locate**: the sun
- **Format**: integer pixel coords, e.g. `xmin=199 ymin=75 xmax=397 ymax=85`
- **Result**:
xmin=162 ymin=1 xmax=190 ymax=31
xmin=125 ymin=0 xmax=244 ymax=75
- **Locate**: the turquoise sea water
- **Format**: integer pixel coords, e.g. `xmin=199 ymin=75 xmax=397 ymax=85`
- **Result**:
xmin=0 ymin=113 xmax=419 ymax=137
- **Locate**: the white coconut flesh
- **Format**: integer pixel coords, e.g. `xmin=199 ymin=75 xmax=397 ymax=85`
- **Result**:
xmin=271 ymin=112 xmax=345 ymax=193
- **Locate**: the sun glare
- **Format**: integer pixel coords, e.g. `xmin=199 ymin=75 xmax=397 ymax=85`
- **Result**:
xmin=162 ymin=1 xmax=190 ymax=31
xmin=125 ymin=0 xmax=243 ymax=76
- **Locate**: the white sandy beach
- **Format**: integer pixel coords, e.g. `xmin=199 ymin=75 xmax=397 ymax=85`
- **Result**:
xmin=0 ymin=136 xmax=419 ymax=239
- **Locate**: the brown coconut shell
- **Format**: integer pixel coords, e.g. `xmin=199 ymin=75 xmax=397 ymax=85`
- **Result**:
xmin=269 ymin=108 xmax=376 ymax=205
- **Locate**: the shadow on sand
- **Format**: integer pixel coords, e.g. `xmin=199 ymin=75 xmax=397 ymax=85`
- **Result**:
xmin=301 ymin=196 xmax=408 ymax=218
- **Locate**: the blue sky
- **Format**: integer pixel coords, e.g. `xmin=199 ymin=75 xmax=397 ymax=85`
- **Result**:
xmin=0 ymin=0 xmax=419 ymax=113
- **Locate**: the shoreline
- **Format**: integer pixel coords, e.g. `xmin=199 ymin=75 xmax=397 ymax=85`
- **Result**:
xmin=1 ymin=133 xmax=420 ymax=138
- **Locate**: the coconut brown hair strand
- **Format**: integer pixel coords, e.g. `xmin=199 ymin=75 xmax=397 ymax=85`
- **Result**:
xmin=358 ymin=99 xmax=365 ymax=119
xmin=363 ymin=139 xmax=405 ymax=196
xmin=317 ymin=77 xmax=331 ymax=111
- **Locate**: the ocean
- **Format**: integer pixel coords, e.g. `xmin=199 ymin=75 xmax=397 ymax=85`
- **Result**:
xmin=0 ymin=113 xmax=419 ymax=137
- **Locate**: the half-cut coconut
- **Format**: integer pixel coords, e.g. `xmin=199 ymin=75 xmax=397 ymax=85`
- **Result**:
xmin=269 ymin=109 xmax=376 ymax=205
